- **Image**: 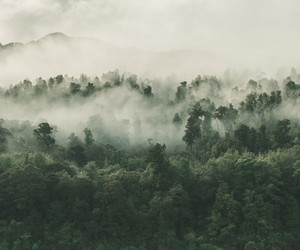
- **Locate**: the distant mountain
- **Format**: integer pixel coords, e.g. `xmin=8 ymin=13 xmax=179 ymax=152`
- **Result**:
xmin=0 ymin=42 xmax=23 ymax=50
xmin=0 ymin=33 xmax=225 ymax=85
xmin=38 ymin=32 xmax=69 ymax=41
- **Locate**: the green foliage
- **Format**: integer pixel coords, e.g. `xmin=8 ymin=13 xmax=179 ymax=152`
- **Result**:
xmin=0 ymin=71 xmax=300 ymax=249
xmin=33 ymin=123 xmax=55 ymax=150
xmin=83 ymin=128 xmax=94 ymax=147
xmin=0 ymin=121 xmax=10 ymax=153
xmin=172 ymin=113 xmax=183 ymax=127
xmin=183 ymin=102 xmax=205 ymax=147
xmin=0 ymin=140 xmax=298 ymax=249
xmin=175 ymin=81 xmax=187 ymax=103
xmin=273 ymin=119 xmax=292 ymax=148
xmin=239 ymin=91 xmax=282 ymax=113
xmin=83 ymin=82 xmax=95 ymax=96
xmin=144 ymin=85 xmax=154 ymax=97
xmin=146 ymin=143 xmax=166 ymax=165
xmin=69 ymin=82 xmax=81 ymax=94
xmin=66 ymin=133 xmax=87 ymax=167
xmin=284 ymin=80 xmax=297 ymax=99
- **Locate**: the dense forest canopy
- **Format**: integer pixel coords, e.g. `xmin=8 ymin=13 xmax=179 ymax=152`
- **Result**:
xmin=0 ymin=68 xmax=299 ymax=249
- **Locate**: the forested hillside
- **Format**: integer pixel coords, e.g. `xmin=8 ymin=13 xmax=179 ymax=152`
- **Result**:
xmin=0 ymin=69 xmax=299 ymax=249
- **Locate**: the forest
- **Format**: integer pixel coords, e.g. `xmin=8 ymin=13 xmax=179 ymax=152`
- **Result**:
xmin=0 ymin=68 xmax=299 ymax=249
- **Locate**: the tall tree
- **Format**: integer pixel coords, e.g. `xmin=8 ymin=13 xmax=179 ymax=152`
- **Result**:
xmin=182 ymin=102 xmax=204 ymax=147
xmin=175 ymin=81 xmax=187 ymax=103
xmin=84 ymin=128 xmax=94 ymax=147
xmin=0 ymin=120 xmax=10 ymax=153
xmin=33 ymin=123 xmax=55 ymax=150
xmin=273 ymin=119 xmax=292 ymax=148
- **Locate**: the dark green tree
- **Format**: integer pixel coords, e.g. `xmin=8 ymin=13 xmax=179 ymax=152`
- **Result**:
xmin=34 ymin=78 xmax=48 ymax=96
xmin=175 ymin=81 xmax=187 ymax=103
xmin=182 ymin=102 xmax=204 ymax=147
xmin=240 ymin=93 xmax=257 ymax=112
xmin=214 ymin=106 xmax=228 ymax=120
xmin=33 ymin=123 xmax=55 ymax=150
xmin=234 ymin=124 xmax=257 ymax=152
xmin=55 ymin=75 xmax=64 ymax=84
xmin=257 ymin=125 xmax=270 ymax=152
xmin=143 ymin=86 xmax=153 ymax=97
xmin=146 ymin=143 xmax=166 ymax=165
xmin=284 ymin=81 xmax=297 ymax=99
xmin=126 ymin=75 xmax=139 ymax=90
xmin=48 ymin=77 xmax=55 ymax=88
xmin=214 ymin=104 xmax=238 ymax=131
xmin=273 ymin=119 xmax=292 ymax=148
xmin=247 ymin=79 xmax=258 ymax=91
xmin=0 ymin=120 xmax=10 ymax=153
xmin=67 ymin=133 xmax=86 ymax=167
xmin=84 ymin=128 xmax=94 ymax=147
xmin=172 ymin=113 xmax=183 ymax=127
xmin=269 ymin=90 xmax=282 ymax=107
xmin=83 ymin=82 xmax=95 ymax=96
xmin=69 ymin=82 xmax=81 ymax=95
xmin=145 ymin=143 xmax=171 ymax=191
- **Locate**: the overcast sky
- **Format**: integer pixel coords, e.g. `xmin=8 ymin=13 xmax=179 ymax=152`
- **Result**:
xmin=1 ymin=0 xmax=300 ymax=68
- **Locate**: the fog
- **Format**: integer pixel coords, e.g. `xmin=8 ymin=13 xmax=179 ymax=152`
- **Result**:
xmin=1 ymin=0 xmax=300 ymax=149
xmin=0 ymin=73 xmax=186 ymax=147
xmin=1 ymin=0 xmax=300 ymax=81
xmin=1 ymin=68 xmax=299 ymax=151
xmin=0 ymin=32 xmax=230 ymax=86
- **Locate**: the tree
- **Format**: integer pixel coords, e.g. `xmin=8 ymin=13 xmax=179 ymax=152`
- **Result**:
xmin=284 ymin=81 xmax=297 ymax=99
xmin=126 ymin=75 xmax=139 ymax=90
xmin=175 ymin=81 xmax=187 ymax=103
xmin=103 ymin=81 xmax=112 ymax=89
xmin=0 ymin=120 xmax=10 ymax=153
xmin=234 ymin=124 xmax=257 ymax=153
xmin=146 ymin=143 xmax=166 ymax=166
xmin=143 ymin=86 xmax=153 ymax=97
xmin=83 ymin=82 xmax=95 ymax=96
xmin=269 ymin=90 xmax=282 ymax=107
xmin=273 ymin=119 xmax=292 ymax=148
xmin=33 ymin=123 xmax=55 ymax=150
xmin=202 ymin=112 xmax=212 ymax=136
xmin=145 ymin=143 xmax=170 ymax=191
xmin=214 ymin=106 xmax=228 ymax=120
xmin=209 ymin=182 xmax=241 ymax=247
xmin=69 ymin=82 xmax=81 ymax=95
xmin=67 ymin=133 xmax=86 ymax=167
xmin=240 ymin=93 xmax=258 ymax=112
xmin=191 ymin=75 xmax=202 ymax=89
xmin=48 ymin=77 xmax=55 ymax=88
xmin=84 ymin=128 xmax=94 ymax=147
xmin=172 ymin=113 xmax=183 ymax=127
xmin=22 ymin=79 xmax=33 ymax=92
xmin=101 ymin=69 xmax=122 ymax=87
xmin=214 ymin=104 xmax=238 ymax=131
xmin=257 ymin=125 xmax=270 ymax=153
xmin=55 ymin=75 xmax=64 ymax=84
xmin=34 ymin=78 xmax=48 ymax=96
xmin=183 ymin=102 xmax=205 ymax=147
xmin=247 ymin=79 xmax=258 ymax=91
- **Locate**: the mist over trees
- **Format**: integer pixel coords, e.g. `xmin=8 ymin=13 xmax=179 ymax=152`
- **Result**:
xmin=0 ymin=68 xmax=300 ymax=249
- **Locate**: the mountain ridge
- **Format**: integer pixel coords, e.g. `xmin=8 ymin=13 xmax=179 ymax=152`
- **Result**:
xmin=0 ymin=33 xmax=225 ymax=85
xmin=0 ymin=32 xmax=214 ymax=57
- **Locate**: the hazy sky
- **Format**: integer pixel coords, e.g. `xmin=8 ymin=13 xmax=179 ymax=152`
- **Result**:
xmin=1 ymin=0 xmax=300 ymax=66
